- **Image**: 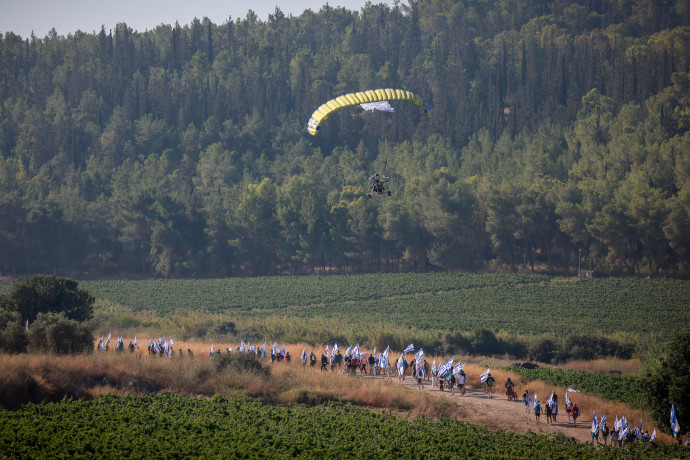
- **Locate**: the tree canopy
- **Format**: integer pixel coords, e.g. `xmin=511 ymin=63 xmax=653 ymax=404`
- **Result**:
xmin=1 ymin=1 xmax=690 ymax=277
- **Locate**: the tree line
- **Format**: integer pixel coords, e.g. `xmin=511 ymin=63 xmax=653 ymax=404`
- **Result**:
xmin=1 ymin=0 xmax=690 ymax=277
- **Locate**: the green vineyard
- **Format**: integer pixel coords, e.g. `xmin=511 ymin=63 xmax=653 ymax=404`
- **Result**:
xmin=69 ymin=274 xmax=690 ymax=337
xmin=0 ymin=394 xmax=686 ymax=459
xmin=506 ymin=367 xmax=646 ymax=408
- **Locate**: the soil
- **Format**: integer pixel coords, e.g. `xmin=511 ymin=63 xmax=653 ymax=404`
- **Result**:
xmin=389 ymin=375 xmax=596 ymax=444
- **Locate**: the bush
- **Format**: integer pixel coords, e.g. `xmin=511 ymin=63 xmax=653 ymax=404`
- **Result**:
xmin=641 ymin=329 xmax=690 ymax=435
xmin=0 ymin=310 xmax=28 ymax=353
xmin=0 ymin=275 xmax=94 ymax=323
xmin=213 ymin=352 xmax=271 ymax=380
xmin=27 ymin=312 xmax=93 ymax=355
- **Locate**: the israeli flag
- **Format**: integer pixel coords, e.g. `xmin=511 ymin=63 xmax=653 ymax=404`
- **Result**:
xmin=373 ymin=347 xmax=377 ymax=361
xmin=650 ymin=428 xmax=656 ymax=441
xmin=333 ymin=343 xmax=338 ymax=357
xmin=281 ymin=344 xmax=286 ymax=356
xmin=525 ymin=392 xmax=533 ymax=408
xmin=565 ymin=392 xmax=571 ymax=408
xmin=480 ymin=368 xmax=491 ymax=383
xmin=353 ymin=344 xmax=360 ymax=359
xmin=637 ymin=418 xmax=643 ymax=433
xmin=106 ymin=332 xmax=111 ymax=346
xmin=134 ymin=336 xmax=139 ymax=350
xmin=272 ymin=342 xmax=277 ymax=356
xmin=344 ymin=345 xmax=352 ymax=358
xmin=547 ymin=391 xmax=555 ymax=406
xmin=403 ymin=343 xmax=414 ymax=354
xmin=591 ymin=411 xmax=598 ymax=434
xmin=379 ymin=346 xmax=389 ymax=368
xmin=154 ymin=341 xmax=161 ymax=354
xmin=301 ymin=347 xmax=307 ymax=363
xmin=325 ymin=344 xmax=329 ymax=358
xmin=210 ymin=344 xmax=214 ymax=356
xmin=415 ymin=348 xmax=424 ymax=362
xmin=397 ymin=356 xmax=405 ymax=375
xmin=170 ymin=336 xmax=174 ymax=348
xmin=532 ymin=393 xmax=538 ymax=408
xmin=600 ymin=414 xmax=607 ymax=428
xmin=671 ymin=405 xmax=680 ymax=436
xmin=240 ymin=340 xmax=246 ymax=352
xmin=619 ymin=423 xmax=629 ymax=439
xmin=432 ymin=359 xmax=437 ymax=374
xmin=453 ymin=362 xmax=464 ymax=375
xmin=446 ymin=357 xmax=454 ymax=369
xmin=566 ymin=387 xmax=580 ymax=393
xmin=437 ymin=363 xmax=447 ymax=376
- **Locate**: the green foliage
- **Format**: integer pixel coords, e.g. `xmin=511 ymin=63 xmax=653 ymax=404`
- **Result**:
xmin=0 ymin=309 xmax=28 ymax=353
xmin=506 ymin=367 xmax=645 ymax=409
xmin=0 ymin=275 xmax=94 ymax=323
xmin=0 ymin=4 xmax=690 ymax=278
xmin=27 ymin=312 xmax=93 ymax=355
xmin=641 ymin=329 xmax=690 ymax=435
xmin=0 ymin=394 xmax=686 ymax=459
xmin=73 ymin=274 xmax=689 ymax=340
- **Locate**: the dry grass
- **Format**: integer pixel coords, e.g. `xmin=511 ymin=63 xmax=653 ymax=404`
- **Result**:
xmin=559 ymin=358 xmax=642 ymax=376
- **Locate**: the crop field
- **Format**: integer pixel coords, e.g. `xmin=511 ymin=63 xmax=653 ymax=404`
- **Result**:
xmin=506 ymin=367 xmax=645 ymax=409
xmin=64 ymin=274 xmax=690 ymax=337
xmin=1 ymin=394 xmax=686 ymax=459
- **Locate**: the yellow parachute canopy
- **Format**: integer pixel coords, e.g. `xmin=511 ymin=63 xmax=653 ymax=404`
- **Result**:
xmin=307 ymin=88 xmax=430 ymax=135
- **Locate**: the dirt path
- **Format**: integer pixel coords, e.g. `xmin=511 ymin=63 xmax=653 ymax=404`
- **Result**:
xmin=379 ymin=374 xmax=595 ymax=443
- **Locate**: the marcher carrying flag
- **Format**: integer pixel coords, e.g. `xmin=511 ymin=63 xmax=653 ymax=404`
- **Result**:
xmin=480 ymin=368 xmax=491 ymax=382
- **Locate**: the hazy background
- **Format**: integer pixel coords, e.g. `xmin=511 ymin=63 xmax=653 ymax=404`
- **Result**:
xmin=0 ymin=0 xmax=391 ymax=39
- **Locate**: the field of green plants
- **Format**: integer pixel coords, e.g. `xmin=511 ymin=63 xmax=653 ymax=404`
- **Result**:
xmin=507 ymin=367 xmax=645 ymax=408
xmin=1 ymin=394 xmax=685 ymax=459
xmin=70 ymin=274 xmax=689 ymax=337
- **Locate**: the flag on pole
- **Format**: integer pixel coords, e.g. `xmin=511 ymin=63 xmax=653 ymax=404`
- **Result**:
xmin=547 ymin=391 xmax=555 ymax=407
xmin=432 ymin=359 xmax=437 ymax=374
xmin=437 ymin=363 xmax=447 ymax=376
xmin=480 ymin=368 xmax=491 ymax=383
xmin=619 ymin=423 xmax=629 ymax=439
xmin=134 ymin=336 xmax=139 ymax=350
xmin=446 ymin=357 xmax=454 ymax=369
xmin=415 ymin=348 xmax=424 ymax=362
xmin=566 ymin=387 xmax=580 ymax=393
xmin=105 ymin=332 xmax=111 ymax=347
xmin=379 ymin=346 xmax=389 ymax=368
xmin=637 ymin=418 xmax=643 ymax=433
xmin=591 ymin=411 xmax=598 ymax=434
xmin=614 ymin=415 xmax=620 ymax=431
xmin=272 ymin=342 xmax=277 ymax=356
xmin=671 ymin=405 xmax=680 ymax=436
xmin=25 ymin=319 xmax=29 ymax=331
xmin=260 ymin=341 xmax=267 ymax=358
xmin=525 ymin=392 xmax=533 ymax=408
xmin=344 ymin=345 xmax=352 ymax=358
xmin=210 ymin=344 xmax=215 ymax=356
xmin=301 ymin=347 xmax=307 ymax=364
xmin=532 ymin=393 xmax=538 ymax=408
xmin=453 ymin=362 xmax=464 ymax=375
xmin=333 ymin=343 xmax=338 ymax=357
xmin=324 ymin=344 xmax=329 ymax=358
xmin=565 ymin=392 xmax=571 ymax=408
xmin=403 ymin=343 xmax=414 ymax=354
xmin=650 ymin=428 xmax=657 ymax=441
xmin=281 ymin=344 xmax=286 ymax=356
xmin=353 ymin=344 xmax=360 ymax=359
xmin=170 ymin=336 xmax=174 ymax=348
xmin=600 ymin=414 xmax=607 ymax=429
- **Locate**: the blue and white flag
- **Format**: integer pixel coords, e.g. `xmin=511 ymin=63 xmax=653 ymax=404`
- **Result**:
xmin=333 ymin=343 xmax=338 ymax=357
xmin=619 ymin=423 xmax=629 ymax=439
xmin=671 ymin=405 xmax=680 ymax=436
xmin=25 ymin=319 xmax=28 ymax=331
xmin=453 ymin=362 xmax=464 ymax=375
xmin=240 ymin=340 xmax=246 ymax=352
xmin=637 ymin=418 xmax=643 ymax=433
xmin=432 ymin=359 xmax=437 ymax=374
xmin=281 ymin=344 xmax=286 ymax=356
xmin=614 ymin=415 xmax=620 ymax=431
xmin=301 ymin=347 xmax=307 ymax=363
xmin=134 ymin=336 xmax=139 ymax=350
xmin=415 ymin=348 xmax=424 ymax=362
xmin=170 ymin=336 xmax=174 ymax=348
xmin=344 ymin=345 xmax=352 ymax=358
xmin=525 ymin=392 xmax=533 ymax=408
xmin=373 ymin=347 xmax=377 ymax=361
xmin=379 ymin=346 xmax=389 ymax=368
xmin=437 ymin=363 xmax=447 ymax=376
xmin=591 ymin=411 xmax=598 ymax=434
xmin=621 ymin=416 xmax=628 ymax=431
xmin=446 ymin=357 xmax=454 ymax=369
xmin=324 ymin=344 xmax=329 ymax=358
xmin=210 ymin=344 xmax=214 ymax=356
xmin=547 ymin=391 xmax=555 ymax=407
xmin=480 ymin=368 xmax=491 ymax=383
xmin=532 ymin=393 xmax=538 ymax=408
xmin=261 ymin=341 xmax=267 ymax=357
xmin=600 ymin=414 xmax=607 ymax=428
xmin=105 ymin=332 xmax=111 ymax=347
xmin=566 ymin=387 xmax=580 ymax=393
xmin=153 ymin=341 xmax=161 ymax=354
xmin=272 ymin=342 xmax=277 ymax=356
xmin=403 ymin=343 xmax=414 ymax=354
xmin=650 ymin=428 xmax=657 ymax=441
xmin=353 ymin=344 xmax=360 ymax=359
xmin=565 ymin=392 xmax=571 ymax=408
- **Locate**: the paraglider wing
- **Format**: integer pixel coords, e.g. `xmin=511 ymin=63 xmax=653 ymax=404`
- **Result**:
xmin=307 ymin=88 xmax=430 ymax=135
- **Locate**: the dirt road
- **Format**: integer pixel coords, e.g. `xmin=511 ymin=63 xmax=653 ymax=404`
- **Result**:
xmin=387 ymin=374 xmax=596 ymax=443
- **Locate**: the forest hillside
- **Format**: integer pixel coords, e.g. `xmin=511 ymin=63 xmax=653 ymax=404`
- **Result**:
xmin=1 ymin=0 xmax=689 ymax=278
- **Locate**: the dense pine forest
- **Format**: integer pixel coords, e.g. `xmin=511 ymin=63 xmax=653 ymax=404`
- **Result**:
xmin=1 ymin=0 xmax=690 ymax=278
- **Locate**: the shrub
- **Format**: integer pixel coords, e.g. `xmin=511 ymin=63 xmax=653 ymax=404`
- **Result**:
xmin=213 ymin=352 xmax=270 ymax=380
xmin=0 ymin=310 xmax=28 ymax=353
xmin=27 ymin=312 xmax=93 ymax=354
